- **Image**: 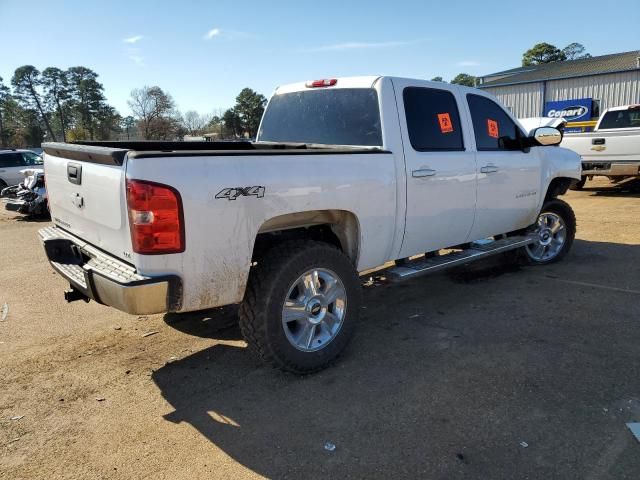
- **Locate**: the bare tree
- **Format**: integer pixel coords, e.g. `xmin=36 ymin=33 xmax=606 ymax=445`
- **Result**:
xmin=182 ymin=110 xmax=212 ymax=136
xmin=128 ymin=86 xmax=175 ymax=140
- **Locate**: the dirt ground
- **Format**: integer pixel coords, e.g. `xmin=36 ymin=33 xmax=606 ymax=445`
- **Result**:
xmin=1 ymin=178 xmax=640 ymax=479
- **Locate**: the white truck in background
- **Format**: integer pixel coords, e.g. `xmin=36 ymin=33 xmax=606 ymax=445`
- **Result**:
xmin=40 ymin=76 xmax=581 ymax=373
xmin=561 ymin=105 xmax=640 ymax=189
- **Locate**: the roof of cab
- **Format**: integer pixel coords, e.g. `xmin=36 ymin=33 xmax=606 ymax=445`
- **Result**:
xmin=274 ymin=75 xmax=483 ymax=95
xmin=275 ymin=76 xmax=382 ymax=94
xmin=605 ymin=104 xmax=640 ymax=112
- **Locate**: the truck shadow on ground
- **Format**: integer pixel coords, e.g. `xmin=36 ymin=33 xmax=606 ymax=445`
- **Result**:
xmin=154 ymin=239 xmax=640 ymax=479
xmin=584 ymin=178 xmax=640 ymax=197
xmin=11 ymin=214 xmax=51 ymax=222
xmin=164 ymin=305 xmax=241 ymax=340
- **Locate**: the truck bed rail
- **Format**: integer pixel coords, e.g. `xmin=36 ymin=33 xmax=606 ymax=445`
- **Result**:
xmin=42 ymin=141 xmax=388 ymax=164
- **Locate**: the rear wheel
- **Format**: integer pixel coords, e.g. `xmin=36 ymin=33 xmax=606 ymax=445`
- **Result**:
xmin=239 ymin=240 xmax=360 ymax=374
xmin=524 ymin=199 xmax=576 ymax=264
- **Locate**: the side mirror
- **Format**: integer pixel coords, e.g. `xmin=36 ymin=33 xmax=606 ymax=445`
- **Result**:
xmin=533 ymin=126 xmax=562 ymax=146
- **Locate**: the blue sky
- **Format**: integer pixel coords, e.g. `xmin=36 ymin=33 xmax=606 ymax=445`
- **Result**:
xmin=1 ymin=0 xmax=638 ymax=116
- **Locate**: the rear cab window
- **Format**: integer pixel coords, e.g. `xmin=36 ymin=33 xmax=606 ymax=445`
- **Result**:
xmin=403 ymin=87 xmax=464 ymax=151
xmin=598 ymin=108 xmax=640 ymax=129
xmin=467 ymin=94 xmax=525 ymax=151
xmin=258 ymin=88 xmax=382 ymax=146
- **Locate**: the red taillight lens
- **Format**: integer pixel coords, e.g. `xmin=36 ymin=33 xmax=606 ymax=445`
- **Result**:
xmin=305 ymin=78 xmax=337 ymax=88
xmin=126 ymin=179 xmax=184 ymax=254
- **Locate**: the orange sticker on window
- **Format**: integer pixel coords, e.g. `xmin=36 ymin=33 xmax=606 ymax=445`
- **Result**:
xmin=487 ymin=119 xmax=499 ymax=138
xmin=437 ymin=113 xmax=454 ymax=133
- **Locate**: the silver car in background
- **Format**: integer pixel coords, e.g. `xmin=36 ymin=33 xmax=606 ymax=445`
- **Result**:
xmin=0 ymin=149 xmax=43 ymax=188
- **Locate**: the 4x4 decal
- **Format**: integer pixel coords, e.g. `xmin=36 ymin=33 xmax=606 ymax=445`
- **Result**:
xmin=215 ymin=186 xmax=265 ymax=201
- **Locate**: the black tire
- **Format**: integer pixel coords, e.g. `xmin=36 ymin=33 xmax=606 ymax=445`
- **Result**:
xmin=239 ymin=240 xmax=361 ymax=374
xmin=523 ymin=198 xmax=576 ymax=265
xmin=569 ymin=176 xmax=586 ymax=190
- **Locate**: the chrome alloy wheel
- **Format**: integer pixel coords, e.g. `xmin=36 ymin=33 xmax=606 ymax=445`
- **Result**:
xmin=526 ymin=212 xmax=567 ymax=262
xmin=282 ymin=268 xmax=347 ymax=352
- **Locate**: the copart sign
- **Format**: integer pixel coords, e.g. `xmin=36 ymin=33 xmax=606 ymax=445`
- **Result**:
xmin=544 ymin=98 xmax=593 ymax=121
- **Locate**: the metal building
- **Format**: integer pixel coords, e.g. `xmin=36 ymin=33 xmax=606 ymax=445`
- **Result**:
xmin=477 ymin=50 xmax=640 ymax=130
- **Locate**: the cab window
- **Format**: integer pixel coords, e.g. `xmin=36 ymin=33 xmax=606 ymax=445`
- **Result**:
xmin=467 ymin=94 xmax=524 ymax=151
xmin=22 ymin=152 xmax=42 ymax=165
xmin=598 ymin=109 xmax=640 ymax=129
xmin=403 ymin=87 xmax=464 ymax=151
xmin=0 ymin=153 xmax=26 ymax=167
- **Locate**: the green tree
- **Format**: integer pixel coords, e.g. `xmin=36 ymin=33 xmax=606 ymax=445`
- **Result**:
xmin=0 ymin=76 xmax=9 ymax=147
xmin=67 ymin=66 xmax=110 ymax=140
xmin=41 ymin=67 xmax=70 ymax=142
xmin=122 ymin=115 xmax=136 ymax=139
xmin=430 ymin=76 xmax=444 ymax=82
xmin=205 ymin=114 xmax=224 ymax=139
xmin=94 ymin=105 xmax=122 ymax=141
xmin=11 ymin=65 xmax=57 ymax=141
xmin=562 ymin=42 xmax=591 ymax=60
xmin=233 ymin=88 xmax=267 ymax=138
xmin=450 ymin=73 xmax=477 ymax=87
xmin=522 ymin=42 xmax=566 ymax=66
xmin=222 ymin=108 xmax=242 ymax=138
xmin=1 ymin=97 xmax=44 ymax=148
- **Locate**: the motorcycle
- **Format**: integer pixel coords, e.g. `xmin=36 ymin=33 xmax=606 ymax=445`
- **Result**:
xmin=0 ymin=168 xmax=49 ymax=218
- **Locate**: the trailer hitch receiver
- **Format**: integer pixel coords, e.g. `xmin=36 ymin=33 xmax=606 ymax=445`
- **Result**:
xmin=64 ymin=287 xmax=90 ymax=303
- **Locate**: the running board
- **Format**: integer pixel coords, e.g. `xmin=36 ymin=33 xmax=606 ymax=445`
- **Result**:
xmin=387 ymin=235 xmax=535 ymax=282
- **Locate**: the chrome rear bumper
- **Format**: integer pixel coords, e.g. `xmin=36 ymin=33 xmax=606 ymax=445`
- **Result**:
xmin=582 ymin=161 xmax=640 ymax=176
xmin=38 ymin=226 xmax=181 ymax=315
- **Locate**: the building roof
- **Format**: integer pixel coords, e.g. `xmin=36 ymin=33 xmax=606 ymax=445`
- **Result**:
xmin=478 ymin=50 xmax=640 ymax=88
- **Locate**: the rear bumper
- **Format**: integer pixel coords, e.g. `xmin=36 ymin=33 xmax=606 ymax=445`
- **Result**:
xmin=38 ymin=226 xmax=181 ymax=315
xmin=582 ymin=161 xmax=640 ymax=176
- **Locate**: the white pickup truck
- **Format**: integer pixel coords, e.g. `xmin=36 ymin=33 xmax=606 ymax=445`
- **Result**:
xmin=40 ymin=76 xmax=581 ymax=373
xmin=562 ymin=104 xmax=640 ymax=189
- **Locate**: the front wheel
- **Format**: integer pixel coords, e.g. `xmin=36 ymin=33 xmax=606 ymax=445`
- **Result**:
xmin=524 ymin=199 xmax=576 ymax=264
xmin=239 ymin=240 xmax=361 ymax=374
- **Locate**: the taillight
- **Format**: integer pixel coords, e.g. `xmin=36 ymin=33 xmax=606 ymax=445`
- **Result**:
xmin=305 ymin=78 xmax=337 ymax=88
xmin=126 ymin=179 xmax=185 ymax=254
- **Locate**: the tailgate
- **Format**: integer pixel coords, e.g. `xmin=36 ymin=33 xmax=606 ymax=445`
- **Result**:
xmin=43 ymin=143 xmax=132 ymax=261
xmin=563 ymin=132 xmax=640 ymax=163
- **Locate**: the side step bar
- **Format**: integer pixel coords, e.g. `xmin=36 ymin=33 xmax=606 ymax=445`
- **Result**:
xmin=387 ymin=235 xmax=535 ymax=282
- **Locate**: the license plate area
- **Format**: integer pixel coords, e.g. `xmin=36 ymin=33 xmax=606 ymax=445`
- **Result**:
xmin=43 ymin=238 xmax=89 ymax=265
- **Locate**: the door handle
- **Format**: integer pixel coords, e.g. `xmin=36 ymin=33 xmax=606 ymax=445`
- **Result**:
xmin=480 ymin=165 xmax=499 ymax=174
xmin=412 ymin=168 xmax=436 ymax=178
xmin=67 ymin=163 xmax=82 ymax=185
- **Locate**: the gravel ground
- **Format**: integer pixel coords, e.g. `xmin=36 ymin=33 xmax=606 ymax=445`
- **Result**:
xmin=1 ymin=178 xmax=639 ymax=479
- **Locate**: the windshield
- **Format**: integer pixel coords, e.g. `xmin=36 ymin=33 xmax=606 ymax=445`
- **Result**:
xmin=258 ymin=88 xmax=382 ymax=146
xmin=24 ymin=151 xmax=43 ymax=165
xmin=598 ymin=109 xmax=640 ymax=130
